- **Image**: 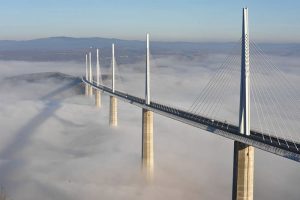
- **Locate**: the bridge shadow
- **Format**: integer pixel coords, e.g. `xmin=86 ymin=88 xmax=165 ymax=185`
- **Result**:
xmin=0 ymin=79 xmax=81 ymax=185
xmin=0 ymin=100 xmax=61 ymax=159
xmin=40 ymin=79 xmax=82 ymax=100
xmin=0 ymin=80 xmax=80 ymax=187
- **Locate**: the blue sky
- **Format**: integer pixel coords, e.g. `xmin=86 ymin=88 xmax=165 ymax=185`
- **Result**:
xmin=0 ymin=0 xmax=299 ymax=42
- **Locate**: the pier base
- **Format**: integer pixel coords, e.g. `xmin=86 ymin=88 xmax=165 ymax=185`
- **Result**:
xmin=89 ymin=85 xmax=93 ymax=96
xmin=109 ymin=96 xmax=117 ymax=126
xmin=142 ymin=109 xmax=154 ymax=180
xmin=232 ymin=141 xmax=254 ymax=200
xmin=95 ymin=91 xmax=101 ymax=108
xmin=85 ymin=84 xmax=89 ymax=96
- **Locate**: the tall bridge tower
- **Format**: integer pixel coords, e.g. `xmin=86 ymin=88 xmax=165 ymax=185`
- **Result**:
xmin=95 ymin=48 xmax=102 ymax=108
xmin=142 ymin=33 xmax=154 ymax=179
xmin=233 ymin=8 xmax=254 ymax=200
xmin=88 ymin=51 xmax=93 ymax=96
xmin=109 ymin=44 xmax=118 ymax=127
xmin=85 ymin=53 xmax=89 ymax=96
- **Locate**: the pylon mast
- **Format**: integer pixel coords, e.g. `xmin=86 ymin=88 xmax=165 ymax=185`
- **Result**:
xmin=89 ymin=51 xmax=92 ymax=83
xmin=96 ymin=48 xmax=100 ymax=86
xmin=145 ymin=33 xmax=150 ymax=105
xmin=85 ymin=53 xmax=88 ymax=80
xmin=112 ymin=43 xmax=115 ymax=92
xmin=239 ymin=8 xmax=250 ymax=136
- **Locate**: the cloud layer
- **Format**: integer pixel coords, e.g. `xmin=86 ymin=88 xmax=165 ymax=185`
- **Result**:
xmin=0 ymin=52 xmax=299 ymax=200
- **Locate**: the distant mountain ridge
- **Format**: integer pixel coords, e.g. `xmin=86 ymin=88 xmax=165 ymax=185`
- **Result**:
xmin=0 ymin=36 xmax=239 ymax=51
xmin=0 ymin=36 xmax=299 ymax=62
xmin=0 ymin=36 xmax=145 ymax=51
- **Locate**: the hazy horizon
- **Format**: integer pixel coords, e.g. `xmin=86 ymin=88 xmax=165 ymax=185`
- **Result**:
xmin=2 ymin=36 xmax=300 ymax=45
xmin=1 ymin=1 xmax=300 ymax=43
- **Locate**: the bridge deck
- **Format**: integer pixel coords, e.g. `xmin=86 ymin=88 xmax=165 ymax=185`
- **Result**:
xmin=83 ymin=78 xmax=300 ymax=162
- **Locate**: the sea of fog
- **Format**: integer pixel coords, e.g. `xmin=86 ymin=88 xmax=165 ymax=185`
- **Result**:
xmin=0 ymin=53 xmax=299 ymax=200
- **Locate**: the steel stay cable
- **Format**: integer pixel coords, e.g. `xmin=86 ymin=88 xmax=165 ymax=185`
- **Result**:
xmin=198 ymin=54 xmax=239 ymax=116
xmin=210 ymin=55 xmax=241 ymax=122
xmin=189 ymin=53 xmax=237 ymax=113
xmin=251 ymin=43 xmax=300 ymax=146
xmin=251 ymin=41 xmax=300 ymax=108
xmin=193 ymin=52 xmax=240 ymax=115
xmin=204 ymin=54 xmax=240 ymax=118
xmin=189 ymin=38 xmax=242 ymax=112
xmin=251 ymin=54 xmax=293 ymax=148
xmin=251 ymin=51 xmax=283 ymax=145
xmin=250 ymin=52 xmax=277 ymax=143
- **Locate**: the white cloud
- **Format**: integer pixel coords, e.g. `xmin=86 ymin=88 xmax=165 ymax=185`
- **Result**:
xmin=0 ymin=53 xmax=299 ymax=200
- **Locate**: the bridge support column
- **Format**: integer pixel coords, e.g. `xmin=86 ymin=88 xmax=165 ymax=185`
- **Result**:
xmin=88 ymin=86 xmax=93 ymax=96
xmin=142 ymin=108 xmax=154 ymax=179
xmin=95 ymin=91 xmax=101 ymax=108
xmin=232 ymin=141 xmax=254 ymax=200
xmin=85 ymin=84 xmax=89 ymax=96
xmin=109 ymin=96 xmax=117 ymax=126
xmin=95 ymin=48 xmax=102 ymax=108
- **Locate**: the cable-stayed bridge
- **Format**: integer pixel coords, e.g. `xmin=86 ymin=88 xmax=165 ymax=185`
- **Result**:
xmin=82 ymin=8 xmax=299 ymax=200
xmin=83 ymin=79 xmax=300 ymax=161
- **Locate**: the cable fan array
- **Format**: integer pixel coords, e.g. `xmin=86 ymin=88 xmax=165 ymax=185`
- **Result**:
xmin=87 ymin=40 xmax=299 ymax=151
xmin=188 ymin=39 xmax=242 ymax=124
xmin=188 ymin=39 xmax=299 ymax=150
xmin=249 ymin=41 xmax=299 ymax=149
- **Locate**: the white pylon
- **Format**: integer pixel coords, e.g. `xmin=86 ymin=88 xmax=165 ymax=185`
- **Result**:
xmin=85 ymin=53 xmax=89 ymax=96
xmin=96 ymin=48 xmax=100 ymax=86
xmin=89 ymin=51 xmax=92 ymax=83
xmin=142 ymin=34 xmax=153 ymax=180
xmin=88 ymin=51 xmax=93 ymax=96
xmin=239 ymin=7 xmax=250 ymax=136
xmin=145 ymin=33 xmax=150 ymax=105
xmin=112 ymin=43 xmax=115 ymax=93
xmin=95 ymin=48 xmax=102 ymax=108
xmin=85 ymin=53 xmax=88 ymax=81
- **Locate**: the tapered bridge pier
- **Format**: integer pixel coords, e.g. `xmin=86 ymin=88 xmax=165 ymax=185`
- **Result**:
xmin=142 ymin=33 xmax=154 ymax=179
xmin=95 ymin=48 xmax=102 ymax=108
xmin=109 ymin=44 xmax=118 ymax=127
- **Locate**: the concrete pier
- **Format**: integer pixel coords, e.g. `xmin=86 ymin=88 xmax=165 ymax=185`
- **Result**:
xmin=85 ymin=84 xmax=89 ymax=96
xmin=141 ymin=34 xmax=154 ymax=179
xmin=88 ymin=87 xmax=93 ymax=97
xmin=95 ymin=48 xmax=102 ymax=108
xmin=142 ymin=108 xmax=154 ymax=179
xmin=232 ymin=141 xmax=254 ymax=200
xmin=88 ymin=85 xmax=93 ymax=96
xmin=95 ymin=91 xmax=101 ymax=107
xmin=109 ymin=96 xmax=117 ymax=126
